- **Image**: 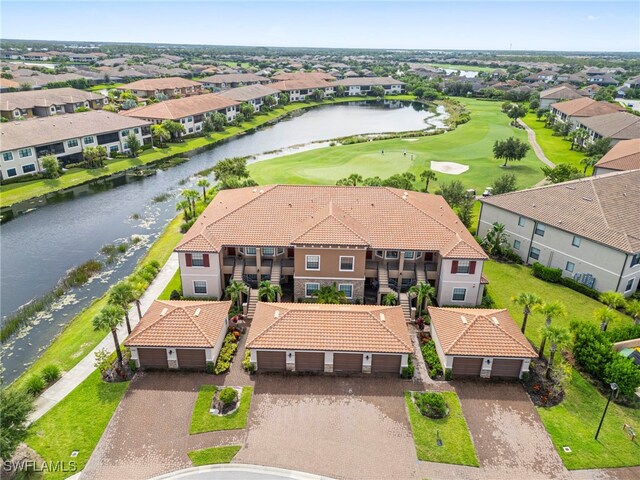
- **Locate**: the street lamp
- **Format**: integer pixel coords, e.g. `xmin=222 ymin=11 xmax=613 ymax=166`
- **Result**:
xmin=595 ymin=382 xmax=618 ymax=440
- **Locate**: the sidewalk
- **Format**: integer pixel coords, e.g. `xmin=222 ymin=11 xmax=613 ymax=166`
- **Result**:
xmin=518 ymin=118 xmax=555 ymax=168
xmin=29 ymin=253 xmax=179 ymax=423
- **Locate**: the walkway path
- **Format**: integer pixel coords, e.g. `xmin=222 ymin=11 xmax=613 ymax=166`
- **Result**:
xmin=518 ymin=118 xmax=555 ymax=168
xmin=29 ymin=253 xmax=180 ymax=423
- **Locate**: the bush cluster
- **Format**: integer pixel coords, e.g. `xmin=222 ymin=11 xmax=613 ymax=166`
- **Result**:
xmin=401 ymin=355 xmax=415 ymax=379
xmin=414 ymin=392 xmax=448 ymax=418
xmin=421 ymin=340 xmax=443 ymax=379
xmin=531 ymin=262 xmax=563 ymax=283
xmin=218 ymin=387 xmax=238 ymax=406
xmin=559 ymin=277 xmax=600 ymax=299
xmin=242 ymin=350 xmax=255 ymax=373
xmin=214 ymin=333 xmax=239 ymax=374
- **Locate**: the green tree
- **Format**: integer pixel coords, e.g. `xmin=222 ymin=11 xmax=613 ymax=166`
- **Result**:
xmin=108 ymin=282 xmax=136 ymax=334
xmin=541 ymin=163 xmax=584 ymax=184
xmin=258 ymin=280 xmax=282 ymax=302
xmin=312 ymin=283 xmax=347 ymax=304
xmin=512 ymin=292 xmax=543 ymax=334
xmin=382 ymin=291 xmax=398 ymax=306
xmin=347 ymin=173 xmax=363 ymax=186
xmin=381 ymin=172 xmax=416 ymax=190
xmin=493 ymin=137 xmax=530 ymax=167
xmin=278 ymin=92 xmax=290 ymax=105
xmin=176 ymin=200 xmax=191 ymax=219
xmin=103 ymin=103 xmax=119 ymax=113
xmin=579 ymin=155 xmax=599 ymax=173
xmin=161 ymin=120 xmax=186 ymax=141
xmin=240 ymin=102 xmax=255 ymax=118
xmin=263 ymin=95 xmax=277 ymax=108
xmin=211 ymin=157 xmax=250 ymax=183
xmin=570 ymin=129 xmax=589 ymax=151
xmin=225 ymin=280 xmax=247 ymax=311
xmin=210 ymin=112 xmax=227 ymax=131
xmin=408 ymin=282 xmax=435 ymax=317
xmin=420 ymin=169 xmax=437 ymax=193
xmin=542 ymin=325 xmax=571 ymax=378
xmin=571 ymin=321 xmax=613 ymax=379
xmin=152 ymin=124 xmax=171 ymax=146
xmin=121 ymin=98 xmax=137 ymax=110
xmin=41 ymin=154 xmax=61 ymax=179
xmin=197 ymin=178 xmax=210 ymax=201
xmin=83 ymin=145 xmax=108 ymax=168
xmin=92 ymin=304 xmax=125 ymax=366
xmin=125 ymin=132 xmax=141 ymax=157
xmin=584 ymin=137 xmax=612 ymax=159
xmin=600 ymin=291 xmax=626 ymax=310
xmin=181 ymin=189 xmax=199 ymax=216
xmin=482 ymin=222 xmax=510 ymax=257
xmin=595 ymin=307 xmax=616 ymax=332
xmin=604 ymin=355 xmax=640 ymax=398
xmin=335 ymin=85 xmax=346 ymax=97
xmin=535 ymin=301 xmax=567 ymax=357
xmin=371 ymin=85 xmax=386 ymax=97
xmin=0 ymin=387 xmax=34 ymax=460
xmin=506 ymin=104 xmax=528 ymax=125
xmin=310 ymin=89 xmax=324 ymax=102
xmin=436 ymin=179 xmax=466 ymax=208
xmin=491 ymin=172 xmax=518 ymax=194
xmin=625 ymin=299 xmax=640 ymax=325
xmin=457 ymin=196 xmax=475 ymax=228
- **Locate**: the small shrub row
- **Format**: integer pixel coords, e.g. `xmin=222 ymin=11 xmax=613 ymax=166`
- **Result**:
xmin=401 ymin=354 xmax=415 ymax=379
xmin=414 ymin=391 xmax=448 ymax=418
xmin=531 ymin=262 xmax=563 ymax=283
xmin=242 ymin=350 xmax=255 ymax=373
xmin=0 ymin=172 xmax=44 ymax=185
xmin=559 ymin=277 xmax=600 ymax=299
xmin=25 ymin=364 xmax=61 ymax=396
xmin=420 ymin=340 xmax=443 ymax=379
xmin=214 ymin=332 xmax=239 ymax=374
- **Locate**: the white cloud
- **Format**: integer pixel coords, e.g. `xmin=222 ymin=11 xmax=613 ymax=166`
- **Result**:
xmin=586 ymin=15 xmax=599 ymax=21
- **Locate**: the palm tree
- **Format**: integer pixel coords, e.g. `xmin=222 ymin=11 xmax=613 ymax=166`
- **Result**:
xmin=595 ymin=307 xmax=616 ymax=332
xmin=482 ymin=222 xmax=510 ymax=257
xmin=151 ymin=124 xmax=170 ymax=146
xmin=108 ymin=282 xmax=136 ymax=333
xmin=258 ymin=280 xmax=282 ymax=302
xmin=176 ymin=199 xmax=191 ymax=219
xmin=542 ymin=325 xmax=571 ymax=379
xmin=512 ymin=292 xmax=543 ymax=334
xmin=535 ymin=301 xmax=567 ymax=358
xmin=182 ymin=189 xmax=199 ymax=217
xmin=408 ymin=282 xmax=435 ymax=317
xmin=570 ymin=129 xmax=588 ymax=151
xmin=93 ymin=305 xmax=125 ymax=366
xmin=579 ymin=155 xmax=599 ymax=173
xmin=347 ymin=173 xmax=363 ymax=186
xmin=197 ymin=178 xmax=211 ymax=202
xmin=225 ymin=280 xmax=248 ymax=311
xmin=312 ymin=283 xmax=347 ymax=304
xmin=420 ymin=169 xmax=437 ymax=193
xmin=600 ymin=291 xmax=625 ymax=311
xmin=625 ymin=300 xmax=640 ymax=325
xmin=382 ymin=292 xmax=398 ymax=306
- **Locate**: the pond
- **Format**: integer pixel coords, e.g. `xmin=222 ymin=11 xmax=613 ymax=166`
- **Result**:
xmin=0 ymin=100 xmax=447 ymax=381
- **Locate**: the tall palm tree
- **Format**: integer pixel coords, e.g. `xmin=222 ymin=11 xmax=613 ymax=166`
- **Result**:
xmin=312 ymin=283 xmax=347 ymax=304
xmin=595 ymin=307 xmax=616 ymax=332
xmin=512 ymin=292 xmax=543 ymax=334
xmin=197 ymin=178 xmax=211 ymax=202
xmin=420 ymin=169 xmax=437 ymax=193
xmin=542 ymin=325 xmax=571 ymax=379
xmin=226 ymin=280 xmax=248 ymax=311
xmin=151 ymin=124 xmax=170 ymax=146
xmin=535 ymin=301 xmax=567 ymax=358
xmin=482 ymin=222 xmax=510 ymax=257
xmin=176 ymin=199 xmax=191 ymax=219
xmin=626 ymin=300 xmax=640 ymax=325
xmin=408 ymin=282 xmax=435 ymax=317
xmin=382 ymin=292 xmax=398 ymax=306
xmin=600 ymin=291 xmax=625 ymax=310
xmin=93 ymin=305 xmax=125 ymax=366
xmin=579 ymin=155 xmax=599 ymax=173
xmin=258 ymin=280 xmax=282 ymax=302
xmin=182 ymin=189 xmax=199 ymax=217
xmin=347 ymin=173 xmax=363 ymax=186
xmin=108 ymin=281 xmax=136 ymax=333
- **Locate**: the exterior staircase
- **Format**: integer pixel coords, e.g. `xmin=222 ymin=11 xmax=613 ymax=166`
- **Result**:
xmin=415 ymin=265 xmax=426 ymax=284
xmin=247 ymin=288 xmax=260 ymax=319
xmin=399 ymin=292 xmax=411 ymax=322
xmin=270 ymin=258 xmax=281 ymax=285
xmin=378 ymin=266 xmax=389 ymax=290
xmin=232 ymin=259 xmax=244 ymax=283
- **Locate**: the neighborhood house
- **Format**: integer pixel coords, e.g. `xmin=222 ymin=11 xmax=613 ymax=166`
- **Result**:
xmin=0 ymin=87 xmax=107 ymax=120
xmin=117 ymin=77 xmax=205 ymax=99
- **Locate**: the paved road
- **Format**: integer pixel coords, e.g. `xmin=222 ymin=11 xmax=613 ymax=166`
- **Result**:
xmin=151 ymin=464 xmax=335 ymax=480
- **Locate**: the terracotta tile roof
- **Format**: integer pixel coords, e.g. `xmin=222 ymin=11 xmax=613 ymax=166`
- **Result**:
xmin=551 ymin=97 xmax=623 ymax=117
xmin=0 ymin=77 xmax=26 ymax=90
xmin=176 ymin=185 xmax=487 ymax=259
xmin=199 ymin=73 xmax=270 ymax=85
xmin=270 ymin=79 xmax=334 ymax=91
xmin=428 ymin=307 xmax=537 ymax=358
xmin=333 ymin=77 xmax=406 ymax=87
xmin=540 ymin=85 xmax=582 ymax=100
xmin=216 ymin=84 xmax=281 ymax=102
xmin=120 ymin=93 xmax=240 ymax=121
xmin=595 ymin=139 xmax=640 ymax=171
xmin=117 ymin=77 xmax=203 ymax=91
xmin=577 ymin=112 xmax=640 ymax=141
xmin=246 ymin=302 xmax=412 ymax=353
xmin=124 ymin=300 xmax=231 ymax=348
xmin=0 ymin=87 xmax=105 ymax=111
xmin=480 ymin=170 xmax=640 ymax=253
xmin=271 ymin=72 xmax=336 ymax=82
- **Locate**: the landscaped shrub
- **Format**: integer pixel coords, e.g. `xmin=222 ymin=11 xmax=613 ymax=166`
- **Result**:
xmin=559 ymin=277 xmax=600 ymax=299
xmin=480 ymin=287 xmax=496 ymax=308
xmin=531 ymin=262 xmax=562 ymax=283
xmin=421 ymin=340 xmax=443 ymax=379
xmin=445 ymin=368 xmax=452 ymax=381
xmin=242 ymin=350 xmax=255 ymax=373
xmin=218 ymin=387 xmax=238 ymax=406
xmin=604 ymin=355 xmax=640 ymax=398
xmin=41 ymin=365 xmax=61 ymax=384
xmin=25 ymin=375 xmax=45 ymax=396
xmin=414 ymin=392 xmax=448 ymax=418
xmin=170 ymin=289 xmax=182 ymax=301
xmin=214 ymin=333 xmax=239 ymax=374
xmin=605 ymin=324 xmax=640 ymax=343
xmin=571 ymin=321 xmax=614 ymax=380
xmin=401 ymin=355 xmax=415 ymax=379
xmin=205 ymin=362 xmax=215 ymax=374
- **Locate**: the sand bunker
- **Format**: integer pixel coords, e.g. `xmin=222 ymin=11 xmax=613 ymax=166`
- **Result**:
xmin=430 ymin=161 xmax=469 ymax=175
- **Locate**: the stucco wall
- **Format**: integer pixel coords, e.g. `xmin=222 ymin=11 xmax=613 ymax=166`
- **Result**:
xmin=179 ymin=252 xmax=223 ymax=298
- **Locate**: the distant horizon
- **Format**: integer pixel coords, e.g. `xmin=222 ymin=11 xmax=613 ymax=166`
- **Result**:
xmin=2 ymin=1 xmax=639 ymax=53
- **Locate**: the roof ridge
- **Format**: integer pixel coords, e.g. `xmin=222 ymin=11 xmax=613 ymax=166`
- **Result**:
xmin=183 ymin=305 xmax=219 ymax=345
xmin=247 ymin=306 xmax=293 ymax=345
xmin=366 ymin=309 xmax=413 ymax=351
xmin=126 ymin=301 xmax=177 ymax=343
xmin=293 ymin=202 xmax=370 ymax=244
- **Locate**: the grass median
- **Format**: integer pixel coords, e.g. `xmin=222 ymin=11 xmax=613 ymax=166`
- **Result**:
xmin=190 ymin=386 xmax=253 ymax=434
xmin=188 ymin=445 xmax=241 ymax=466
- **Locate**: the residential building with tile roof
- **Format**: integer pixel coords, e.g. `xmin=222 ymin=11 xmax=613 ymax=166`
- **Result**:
xmin=551 ymin=97 xmax=623 ymax=128
xmin=0 ymin=87 xmax=107 ymax=120
xmin=594 ymin=139 xmax=640 ymax=175
xmin=478 ymin=170 xmax=640 ymax=296
xmin=539 ymin=85 xmax=583 ymax=109
xmin=576 ymin=112 xmax=640 ymax=145
xmin=117 ymin=77 xmax=204 ymax=99
xmin=199 ymin=73 xmax=271 ymax=90
xmin=333 ymin=77 xmax=405 ymax=96
xmin=216 ymin=84 xmax=281 ymax=112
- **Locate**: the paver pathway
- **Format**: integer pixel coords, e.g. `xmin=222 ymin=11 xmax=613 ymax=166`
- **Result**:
xmin=29 ymin=253 xmax=179 ymax=423
xmin=518 ymin=118 xmax=555 ymax=168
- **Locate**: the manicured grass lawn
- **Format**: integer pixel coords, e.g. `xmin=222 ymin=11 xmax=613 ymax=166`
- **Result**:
xmin=0 ymin=96 xmax=395 ymax=208
xmin=188 ymin=445 xmax=241 ymax=466
xmin=250 ymin=98 xmax=545 ymax=193
xmin=158 ymin=269 xmax=182 ymax=300
xmin=10 ymin=214 xmax=184 ymax=392
xmin=537 ymin=367 xmax=640 ymax=469
xmin=26 ymin=370 xmax=129 ymax=480
xmin=404 ymin=391 xmax=479 ymax=467
xmin=86 ymin=83 xmax=124 ymax=92
xmin=483 ymin=261 xmax=632 ymax=353
xmin=190 ymin=386 xmax=253 ymax=434
xmin=521 ymin=112 xmax=588 ymax=171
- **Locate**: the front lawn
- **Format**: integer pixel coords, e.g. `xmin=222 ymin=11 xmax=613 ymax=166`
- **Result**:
xmin=404 ymin=391 xmax=479 ymax=467
xmin=190 ymin=386 xmax=253 ymax=434
xmin=483 ymin=261 xmax=632 ymax=354
xmin=158 ymin=269 xmax=182 ymax=300
xmin=537 ymin=367 xmax=640 ymax=469
xmin=26 ymin=370 xmax=129 ymax=480
xmin=188 ymin=445 xmax=241 ymax=466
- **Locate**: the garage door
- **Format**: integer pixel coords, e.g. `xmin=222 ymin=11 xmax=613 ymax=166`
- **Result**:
xmin=138 ymin=348 xmax=168 ymax=369
xmin=491 ymin=358 xmax=523 ymax=378
xmin=333 ymin=353 xmax=363 ymax=374
xmin=452 ymin=357 xmax=483 ymax=376
xmin=176 ymin=349 xmax=206 ymax=369
xmin=257 ymin=350 xmax=286 ymax=372
xmin=371 ymin=354 xmax=401 ymax=375
xmin=295 ymin=352 xmax=325 ymax=372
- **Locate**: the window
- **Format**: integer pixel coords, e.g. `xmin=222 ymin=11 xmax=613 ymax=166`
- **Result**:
xmin=457 ymin=260 xmax=470 ymax=274
xmin=572 ymin=236 xmax=581 ymax=248
xmin=534 ymin=224 xmax=546 ymax=236
xmin=305 ymin=283 xmax=319 ymax=297
xmin=134 ymin=128 xmax=139 ymax=134
xmin=188 ymin=117 xmax=193 ymax=122
xmin=385 ymin=251 xmax=399 ymax=259
xmin=191 ymin=253 xmax=204 ymax=267
xmin=245 ymin=247 xmax=256 ymax=255
xmin=452 ymin=288 xmax=466 ymax=302
xmin=22 ymin=164 xmax=36 ymax=174
xmin=566 ymin=261 xmax=575 ymax=273
xmin=513 ymin=240 xmax=521 ymax=250
xmin=631 ymin=253 xmax=640 ymax=268
xmin=404 ymin=251 xmax=415 ymax=260
xmin=110 ymin=146 xmax=119 ymax=153
xmin=121 ymin=129 xmax=130 ymax=137
xmin=67 ymin=139 xmax=79 ymax=148
xmin=262 ymin=247 xmax=274 ymax=256
xmin=3 ymin=152 xmax=13 ymax=162
xmin=518 ymin=216 xmax=526 ymax=227
xmin=188 ymin=128 xmax=193 ymax=133
xmin=529 ymin=247 xmax=540 ymax=260
xmin=83 ymin=136 xmax=94 ymax=145
xmin=339 ymin=256 xmax=354 ymax=271
xmin=306 ymin=255 xmax=320 ymax=270
xmin=18 ymin=148 xmax=32 ymax=158
xmin=375 ymin=250 xmax=384 ymax=258
xmin=193 ymin=281 xmax=207 ymax=294
xmin=6 ymin=168 xmax=17 ymax=177
xmin=625 ymin=278 xmax=635 ymax=292
xmin=338 ymin=284 xmax=353 ymax=298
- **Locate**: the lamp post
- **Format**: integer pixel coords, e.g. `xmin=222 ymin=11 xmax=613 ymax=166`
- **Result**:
xmin=595 ymin=382 xmax=618 ymax=440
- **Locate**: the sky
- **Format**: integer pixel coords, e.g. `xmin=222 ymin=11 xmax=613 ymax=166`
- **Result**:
xmin=1 ymin=1 xmax=639 ymax=52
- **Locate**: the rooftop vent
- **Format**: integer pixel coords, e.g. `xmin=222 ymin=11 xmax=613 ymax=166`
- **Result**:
xmin=194 ymin=308 xmax=201 ymax=317
xmin=582 ymin=197 xmax=592 ymax=202
xmin=160 ymin=307 xmax=168 ymax=316
xmin=492 ymin=316 xmax=500 ymax=325
xmin=461 ymin=315 xmax=467 ymax=324
xmin=274 ymin=310 xmax=280 ymax=319
xmin=565 ymin=185 xmax=576 ymax=190
xmin=380 ymin=313 xmax=386 ymax=322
